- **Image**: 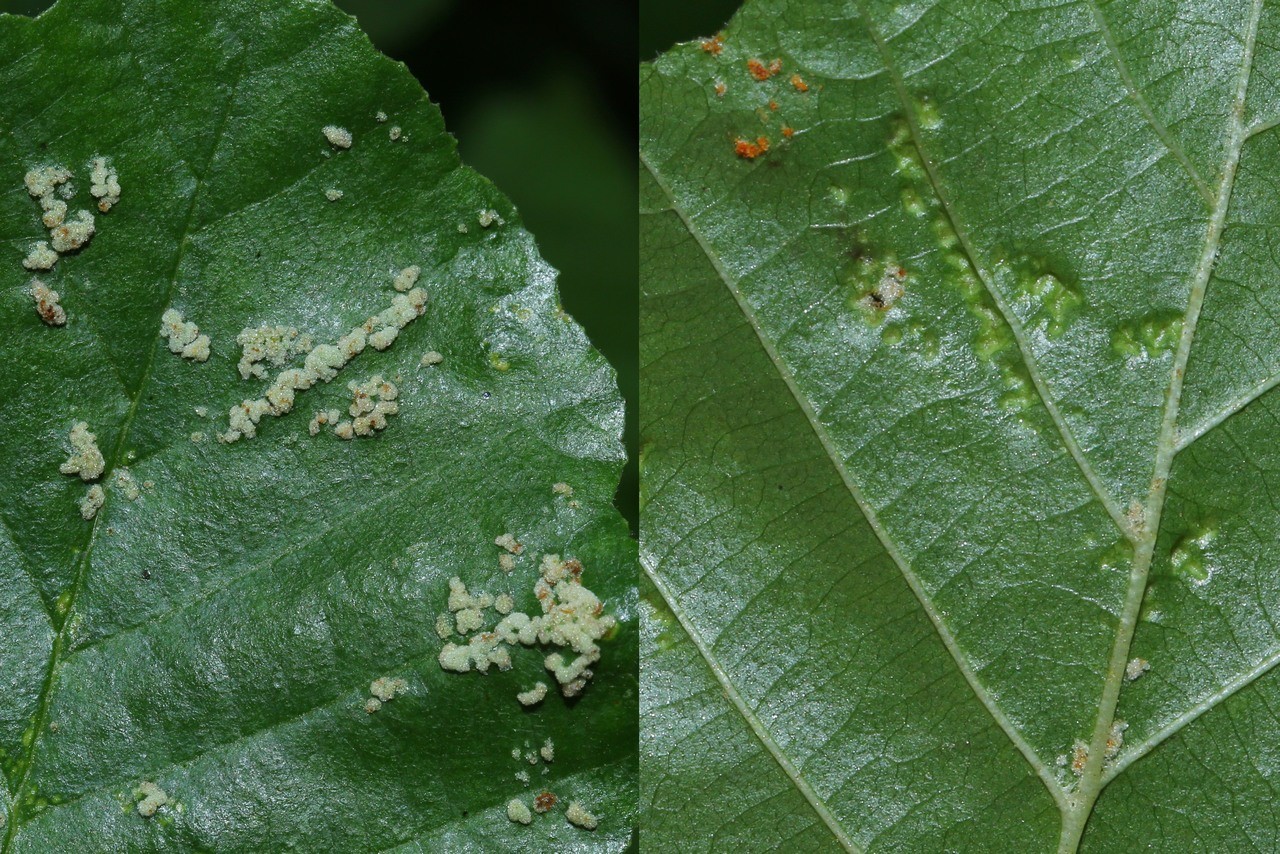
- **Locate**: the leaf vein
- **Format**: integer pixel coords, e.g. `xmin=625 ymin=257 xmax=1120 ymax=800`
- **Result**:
xmin=640 ymin=149 xmax=1071 ymax=815
xmin=855 ymin=3 xmax=1137 ymax=541
xmin=641 ymin=554 xmax=861 ymax=853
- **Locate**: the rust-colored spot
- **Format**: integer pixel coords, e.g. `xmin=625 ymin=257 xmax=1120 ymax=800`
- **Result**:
xmin=781 ymin=126 xmax=794 ymax=138
xmin=790 ymin=73 xmax=809 ymax=93
xmin=534 ymin=791 xmax=558 ymax=813
xmin=714 ymin=81 xmax=727 ymax=97
xmin=734 ymin=136 xmax=770 ymax=159
xmin=747 ymin=57 xmax=782 ymax=81
xmin=700 ymin=33 xmax=724 ymax=55
xmin=768 ymin=100 xmax=779 ymax=111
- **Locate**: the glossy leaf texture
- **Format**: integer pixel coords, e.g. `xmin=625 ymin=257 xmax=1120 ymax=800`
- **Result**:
xmin=640 ymin=0 xmax=1280 ymax=850
xmin=0 ymin=0 xmax=636 ymax=850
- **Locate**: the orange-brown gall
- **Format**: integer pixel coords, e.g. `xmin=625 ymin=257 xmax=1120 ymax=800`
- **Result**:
xmin=734 ymin=136 xmax=770 ymax=159
xmin=747 ymin=58 xmax=782 ymax=81
xmin=781 ymin=126 xmax=795 ymax=138
xmin=700 ymin=33 xmax=724 ymax=55
xmin=534 ymin=791 xmax=558 ymax=813
xmin=790 ymin=73 xmax=809 ymax=93
xmin=714 ymin=81 xmax=727 ymax=97
xmin=768 ymin=100 xmax=779 ymax=111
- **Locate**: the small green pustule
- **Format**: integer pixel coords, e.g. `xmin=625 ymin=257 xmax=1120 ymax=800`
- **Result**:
xmin=915 ymin=93 xmax=942 ymax=130
xmin=1112 ymin=310 xmax=1183 ymax=360
xmin=1169 ymin=523 xmax=1218 ymax=584
xmin=932 ymin=215 xmax=961 ymax=251
xmin=900 ymin=187 xmax=928 ymax=218
xmin=1022 ymin=272 xmax=1084 ymax=338
xmin=887 ymin=117 xmax=925 ymax=181
xmin=1098 ymin=539 xmax=1135 ymax=573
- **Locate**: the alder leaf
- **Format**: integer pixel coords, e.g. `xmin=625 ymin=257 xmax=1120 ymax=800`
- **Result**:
xmin=0 ymin=0 xmax=635 ymax=849
xmin=640 ymin=1 xmax=1280 ymax=850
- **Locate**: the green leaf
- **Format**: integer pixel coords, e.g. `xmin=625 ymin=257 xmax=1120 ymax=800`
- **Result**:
xmin=640 ymin=1 xmax=1280 ymax=850
xmin=0 ymin=0 xmax=635 ymax=849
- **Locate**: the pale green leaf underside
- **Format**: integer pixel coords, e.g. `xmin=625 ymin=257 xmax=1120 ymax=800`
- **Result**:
xmin=641 ymin=0 xmax=1280 ymax=850
xmin=0 ymin=0 xmax=636 ymax=850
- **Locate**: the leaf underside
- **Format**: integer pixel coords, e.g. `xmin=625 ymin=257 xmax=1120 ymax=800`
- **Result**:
xmin=641 ymin=0 xmax=1280 ymax=850
xmin=0 ymin=0 xmax=635 ymax=850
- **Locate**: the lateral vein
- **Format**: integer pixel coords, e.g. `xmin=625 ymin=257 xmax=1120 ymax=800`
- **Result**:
xmin=641 ymin=151 xmax=1072 ymax=814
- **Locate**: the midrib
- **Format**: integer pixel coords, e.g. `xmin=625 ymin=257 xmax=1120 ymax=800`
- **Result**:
xmin=643 ymin=0 xmax=1266 ymax=847
xmin=1056 ymin=1 xmax=1263 ymax=849
xmin=640 ymin=145 xmax=1071 ymax=846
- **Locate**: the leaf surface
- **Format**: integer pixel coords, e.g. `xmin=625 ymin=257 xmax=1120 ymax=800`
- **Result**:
xmin=0 ymin=0 xmax=636 ymax=849
xmin=640 ymin=0 xmax=1280 ymax=849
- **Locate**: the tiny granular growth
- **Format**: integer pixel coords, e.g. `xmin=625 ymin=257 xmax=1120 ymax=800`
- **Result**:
xmin=24 ymin=165 xmax=72 ymax=200
xmin=89 ymin=156 xmax=121 ymax=212
xmin=80 ymin=485 xmax=105 ymax=520
xmin=435 ymin=613 xmax=453 ymax=639
xmin=23 ymin=242 xmax=58 ymax=271
xmin=515 ymin=770 xmax=530 ymax=785
xmin=516 ymin=682 xmax=547 ymax=707
xmin=700 ymin=33 xmax=723 ymax=54
xmin=364 ymin=698 xmax=383 ymax=714
xmin=191 ymin=432 xmax=205 ymax=443
xmin=1070 ymin=740 xmax=1088 ymax=776
xmin=336 ymin=375 xmax=399 ymax=438
xmin=478 ymin=209 xmax=503 ymax=228
xmin=161 ymin=309 xmax=211 ymax=362
xmin=506 ymin=799 xmax=532 ymax=825
xmin=495 ymin=533 xmax=524 ymax=555
xmin=134 ymin=782 xmax=168 ymax=817
xmin=220 ymin=288 xmax=426 ymax=442
xmin=499 ymin=553 xmax=516 ymax=573
xmin=389 ymin=126 xmax=402 ymax=141
xmin=495 ymin=593 xmax=514 ymax=615
xmin=1105 ymin=720 xmax=1127 ymax=761
xmin=393 ymin=265 xmax=421 ymax=292
xmin=734 ymin=137 xmax=770 ymax=159
xmin=60 ymin=422 xmax=104 ymax=481
xmin=511 ymin=748 xmax=521 ymax=761
xmin=456 ymin=607 xmax=484 ymax=634
xmin=859 ymin=264 xmax=907 ymax=312
xmin=565 ymin=801 xmax=597 ymax=831
xmin=533 ymin=791 xmax=557 ymax=814
xmin=322 ymin=125 xmax=352 ymax=149
xmin=30 ymin=279 xmax=66 ymax=326
xmin=370 ymin=676 xmax=408 ymax=706
xmin=42 ymin=198 xmax=67 ymax=228
xmin=113 ymin=468 xmax=142 ymax=501
xmin=746 ymin=57 xmax=781 ymax=81
xmin=49 ymin=210 xmax=95 ymax=253
xmin=325 ymin=188 xmax=344 ymax=201
xmin=420 ymin=350 xmax=443 ymax=366
xmin=790 ymin=73 xmax=809 ymax=93
xmin=553 ymin=482 xmax=573 ymax=497
xmin=540 ymin=738 xmax=554 ymax=763
xmin=714 ymin=81 xmax=727 ymax=97
xmin=236 ymin=324 xmax=311 ymax=379
xmin=375 ymin=111 xmax=388 ymax=123
xmin=308 ymin=409 xmax=341 ymax=436
xmin=1125 ymin=658 xmax=1150 ymax=681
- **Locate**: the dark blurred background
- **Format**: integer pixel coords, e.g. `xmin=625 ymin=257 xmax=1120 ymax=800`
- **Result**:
xmin=640 ymin=0 xmax=739 ymax=60
xmin=3 ymin=0 xmax=640 ymax=532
